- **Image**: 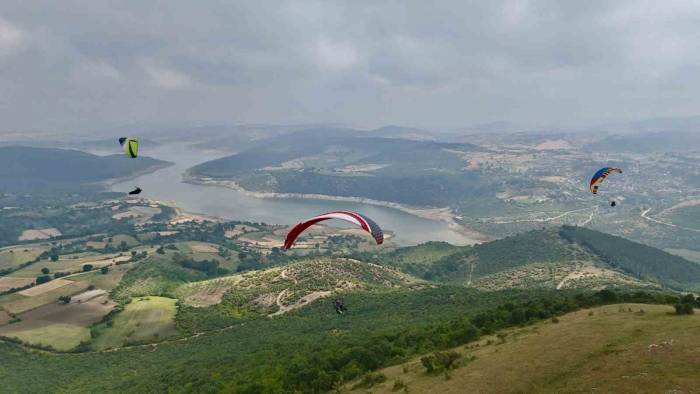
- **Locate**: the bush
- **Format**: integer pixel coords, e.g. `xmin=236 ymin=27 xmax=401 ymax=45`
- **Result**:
xmin=675 ymin=303 xmax=695 ymax=315
xmin=392 ymin=379 xmax=407 ymax=392
xmin=35 ymin=275 xmax=51 ymax=284
xmin=352 ymin=373 xmax=387 ymax=389
xmin=420 ymin=351 xmax=462 ymax=374
xmin=100 ymin=266 xmax=109 ymax=274
xmin=82 ymin=264 xmax=94 ymax=272
xmin=41 ymin=267 xmax=50 ymax=274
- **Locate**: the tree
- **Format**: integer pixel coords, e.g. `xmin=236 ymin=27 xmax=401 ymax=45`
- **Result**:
xmin=156 ymin=246 xmax=165 ymax=254
xmin=41 ymin=267 xmax=50 ymax=275
xmin=58 ymin=295 xmax=71 ymax=304
xmin=119 ymin=240 xmax=128 ymax=252
xmin=82 ymin=264 xmax=94 ymax=272
xmin=35 ymin=275 xmax=51 ymax=284
xmin=50 ymin=254 xmax=59 ymax=262
xmin=100 ymin=266 xmax=109 ymax=275
xmin=131 ymin=251 xmax=137 ymax=257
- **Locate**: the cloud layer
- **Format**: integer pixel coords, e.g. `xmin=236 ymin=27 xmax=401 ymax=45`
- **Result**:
xmin=2 ymin=0 xmax=700 ymax=132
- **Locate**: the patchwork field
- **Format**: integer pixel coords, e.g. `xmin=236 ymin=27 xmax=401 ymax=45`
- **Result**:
xmin=0 ymin=246 xmax=46 ymax=272
xmin=345 ymin=304 xmax=700 ymax=394
xmin=9 ymin=252 xmax=128 ymax=278
xmin=67 ymin=263 xmax=133 ymax=291
xmin=18 ymin=228 xmax=62 ymax=241
xmin=0 ymin=277 xmax=35 ymax=292
xmin=1 ymin=281 xmax=89 ymax=314
xmin=0 ymin=292 xmax=115 ymax=351
xmin=91 ymin=296 xmax=178 ymax=350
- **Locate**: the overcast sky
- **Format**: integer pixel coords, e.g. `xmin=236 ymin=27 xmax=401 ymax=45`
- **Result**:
xmin=2 ymin=0 xmax=700 ymax=133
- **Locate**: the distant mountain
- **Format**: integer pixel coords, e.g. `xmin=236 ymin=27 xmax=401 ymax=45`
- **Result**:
xmin=187 ymin=127 xmax=490 ymax=206
xmin=369 ymin=125 xmax=437 ymax=141
xmin=0 ymin=146 xmax=170 ymax=192
xmin=386 ymin=226 xmax=700 ymax=291
xmin=589 ymin=130 xmax=700 ymax=153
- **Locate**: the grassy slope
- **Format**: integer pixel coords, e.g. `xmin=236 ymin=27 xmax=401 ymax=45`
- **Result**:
xmin=347 ymin=304 xmax=700 ymax=394
xmin=92 ymin=296 xmax=177 ymax=350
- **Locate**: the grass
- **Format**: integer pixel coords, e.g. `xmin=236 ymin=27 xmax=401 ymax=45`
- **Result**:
xmin=66 ymin=263 xmax=134 ymax=291
xmin=91 ymin=296 xmax=178 ymax=350
xmin=0 ymin=246 xmax=45 ymax=272
xmin=344 ymin=304 xmax=700 ymax=394
xmin=0 ymin=323 xmax=89 ymax=351
xmin=8 ymin=251 xmax=120 ymax=277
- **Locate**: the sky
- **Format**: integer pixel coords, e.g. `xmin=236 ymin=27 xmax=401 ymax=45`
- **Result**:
xmin=2 ymin=0 xmax=700 ymax=133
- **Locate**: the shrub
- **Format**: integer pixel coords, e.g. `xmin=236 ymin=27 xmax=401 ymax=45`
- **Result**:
xmin=675 ymin=303 xmax=694 ymax=315
xmin=352 ymin=372 xmax=387 ymax=389
xmin=420 ymin=351 xmax=462 ymax=374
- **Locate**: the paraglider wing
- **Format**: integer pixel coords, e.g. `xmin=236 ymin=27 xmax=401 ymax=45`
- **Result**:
xmin=128 ymin=187 xmax=142 ymax=195
xmin=589 ymin=167 xmax=622 ymax=194
xmin=119 ymin=137 xmax=139 ymax=158
xmin=283 ymin=210 xmax=383 ymax=250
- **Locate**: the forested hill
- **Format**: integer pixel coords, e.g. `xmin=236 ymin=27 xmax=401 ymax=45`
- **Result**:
xmin=383 ymin=226 xmax=700 ymax=291
xmin=187 ymin=128 xmax=492 ymax=206
xmin=0 ymin=146 xmax=170 ymax=192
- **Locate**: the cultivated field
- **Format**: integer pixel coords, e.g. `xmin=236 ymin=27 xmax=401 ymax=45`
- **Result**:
xmin=91 ymin=296 xmax=178 ymax=350
xmin=0 ymin=246 xmax=45 ymax=272
xmin=0 ymin=293 xmax=115 ymax=351
xmin=0 ymin=277 xmax=35 ymax=292
xmin=18 ymin=228 xmax=62 ymax=241
xmin=1 ymin=281 xmax=89 ymax=314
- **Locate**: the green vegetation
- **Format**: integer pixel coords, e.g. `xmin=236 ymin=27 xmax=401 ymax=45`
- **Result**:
xmin=347 ymin=303 xmax=700 ymax=393
xmin=0 ymin=289 xmax=676 ymax=392
xmin=366 ymin=226 xmax=700 ymax=291
xmin=91 ymin=297 xmax=177 ymax=350
xmin=189 ymin=129 xmax=492 ymax=206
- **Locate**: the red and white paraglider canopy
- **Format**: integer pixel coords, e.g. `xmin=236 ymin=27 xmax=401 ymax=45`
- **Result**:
xmin=283 ymin=210 xmax=384 ymax=250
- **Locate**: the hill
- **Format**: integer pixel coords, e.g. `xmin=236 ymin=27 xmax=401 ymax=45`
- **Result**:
xmin=344 ymin=303 xmax=700 ymax=393
xmin=589 ymin=130 xmax=700 ymax=153
xmin=187 ymin=127 xmax=491 ymax=206
xmin=383 ymin=226 xmax=700 ymax=291
xmin=0 ymin=146 xmax=170 ymax=192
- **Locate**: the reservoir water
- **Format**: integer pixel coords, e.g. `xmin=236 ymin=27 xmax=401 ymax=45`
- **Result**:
xmin=110 ymin=144 xmax=477 ymax=246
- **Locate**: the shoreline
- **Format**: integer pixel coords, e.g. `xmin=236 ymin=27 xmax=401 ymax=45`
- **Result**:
xmin=183 ymin=173 xmax=492 ymax=243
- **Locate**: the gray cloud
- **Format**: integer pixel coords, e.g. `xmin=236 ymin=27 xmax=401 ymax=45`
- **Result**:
xmin=1 ymin=0 xmax=700 ymax=132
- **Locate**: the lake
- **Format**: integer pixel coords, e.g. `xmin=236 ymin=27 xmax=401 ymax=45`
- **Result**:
xmin=110 ymin=144 xmax=477 ymax=246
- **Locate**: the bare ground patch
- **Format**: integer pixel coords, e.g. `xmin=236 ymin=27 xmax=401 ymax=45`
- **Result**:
xmin=18 ymin=228 xmax=62 ymax=241
xmin=19 ymin=279 xmax=73 ymax=297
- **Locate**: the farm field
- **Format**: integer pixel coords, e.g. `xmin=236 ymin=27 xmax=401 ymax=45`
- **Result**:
xmin=344 ymin=304 xmax=700 ymax=394
xmin=91 ymin=296 xmax=178 ymax=350
xmin=0 ymin=293 xmax=115 ymax=351
xmin=67 ymin=263 xmax=134 ymax=291
xmin=9 ymin=252 xmax=128 ymax=277
xmin=0 ymin=280 xmax=89 ymax=314
xmin=0 ymin=246 xmax=46 ymax=272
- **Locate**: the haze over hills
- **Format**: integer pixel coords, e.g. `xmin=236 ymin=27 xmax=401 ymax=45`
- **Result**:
xmin=0 ymin=146 xmax=170 ymax=193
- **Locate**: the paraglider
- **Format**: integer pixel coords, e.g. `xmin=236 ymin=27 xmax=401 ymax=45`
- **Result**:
xmin=334 ymin=299 xmax=347 ymax=315
xmin=283 ymin=210 xmax=384 ymax=250
xmin=118 ymin=137 xmax=142 ymax=195
xmin=589 ymin=167 xmax=622 ymax=207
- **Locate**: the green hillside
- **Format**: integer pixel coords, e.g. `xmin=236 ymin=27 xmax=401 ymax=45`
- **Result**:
xmin=385 ymin=226 xmax=700 ymax=291
xmin=187 ymin=128 xmax=492 ymax=206
xmin=345 ymin=303 xmax=700 ymax=394
xmin=0 ymin=146 xmax=170 ymax=192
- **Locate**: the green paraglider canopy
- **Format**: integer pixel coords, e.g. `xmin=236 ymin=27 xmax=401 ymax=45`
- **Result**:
xmin=118 ymin=137 xmax=139 ymax=158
